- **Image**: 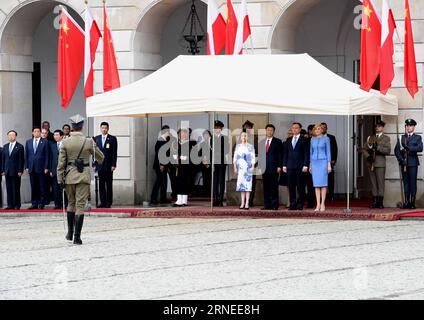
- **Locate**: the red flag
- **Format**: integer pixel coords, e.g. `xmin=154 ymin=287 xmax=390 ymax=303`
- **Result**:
xmin=404 ymin=0 xmax=418 ymax=98
xmin=57 ymin=8 xmax=85 ymax=108
xmin=380 ymin=0 xmax=396 ymax=95
xmin=84 ymin=5 xmax=102 ymax=98
xmin=103 ymin=3 xmax=120 ymax=92
xmin=360 ymin=0 xmax=381 ymax=92
xmin=225 ymin=0 xmax=238 ymax=55
xmin=207 ymin=0 xmax=226 ymax=55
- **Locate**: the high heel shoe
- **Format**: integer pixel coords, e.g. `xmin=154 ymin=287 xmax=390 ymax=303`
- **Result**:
xmin=239 ymin=205 xmax=245 ymax=210
xmin=319 ymin=206 xmax=325 ymax=212
xmin=244 ymin=206 xmax=250 ymax=210
xmin=314 ymin=206 xmax=320 ymax=212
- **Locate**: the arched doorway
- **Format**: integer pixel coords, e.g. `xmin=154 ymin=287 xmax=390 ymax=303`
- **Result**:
xmin=133 ymin=0 xmax=223 ymax=202
xmin=269 ymin=0 xmax=367 ymax=200
xmin=0 ymin=1 xmax=84 ymax=202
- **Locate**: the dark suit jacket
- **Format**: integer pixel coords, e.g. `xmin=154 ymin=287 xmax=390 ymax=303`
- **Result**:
xmin=327 ymin=133 xmax=338 ymax=163
xmin=49 ymin=141 xmax=61 ymax=176
xmin=283 ymin=136 xmax=310 ymax=170
xmin=259 ymin=137 xmax=283 ymax=174
xmin=2 ymin=142 xmax=25 ymax=176
xmin=153 ymin=137 xmax=170 ymax=170
xmin=94 ymin=134 xmax=118 ymax=172
xmin=25 ymin=138 xmax=49 ymax=174
xmin=395 ymin=133 xmax=423 ymax=166
xmin=212 ymin=134 xmax=229 ymax=165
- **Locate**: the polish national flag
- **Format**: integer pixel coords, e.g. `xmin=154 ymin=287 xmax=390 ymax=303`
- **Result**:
xmin=84 ymin=4 xmax=101 ymax=98
xmin=207 ymin=0 xmax=226 ymax=55
xmin=380 ymin=0 xmax=396 ymax=95
xmin=233 ymin=0 xmax=252 ymax=54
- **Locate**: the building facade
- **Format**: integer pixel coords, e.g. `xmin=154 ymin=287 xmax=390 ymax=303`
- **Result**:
xmin=0 ymin=0 xmax=422 ymax=207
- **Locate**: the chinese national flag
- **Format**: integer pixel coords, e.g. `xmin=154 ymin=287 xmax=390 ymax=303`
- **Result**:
xmin=404 ymin=0 xmax=418 ymax=98
xmin=57 ymin=9 xmax=84 ymax=108
xmin=380 ymin=0 xmax=396 ymax=95
xmin=103 ymin=3 xmax=120 ymax=92
xmin=360 ymin=0 xmax=381 ymax=92
xmin=225 ymin=0 xmax=238 ymax=55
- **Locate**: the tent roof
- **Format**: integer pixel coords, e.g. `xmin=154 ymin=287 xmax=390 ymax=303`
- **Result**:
xmin=86 ymin=54 xmax=398 ymax=117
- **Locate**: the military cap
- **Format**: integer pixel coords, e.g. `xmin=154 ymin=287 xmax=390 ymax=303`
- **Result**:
xmin=69 ymin=114 xmax=85 ymax=126
xmin=405 ymin=118 xmax=417 ymax=126
xmin=214 ymin=120 xmax=224 ymax=128
xmin=243 ymin=120 xmax=254 ymax=128
xmin=375 ymin=120 xmax=385 ymax=127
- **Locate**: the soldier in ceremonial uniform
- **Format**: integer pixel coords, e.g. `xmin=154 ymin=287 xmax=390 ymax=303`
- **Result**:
xmin=395 ymin=118 xmax=423 ymax=209
xmin=57 ymin=115 xmax=104 ymax=245
xmin=171 ymin=128 xmax=193 ymax=207
xmin=362 ymin=120 xmax=391 ymax=209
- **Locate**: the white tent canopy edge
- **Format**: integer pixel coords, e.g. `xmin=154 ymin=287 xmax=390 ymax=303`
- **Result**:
xmin=86 ymin=54 xmax=398 ymax=117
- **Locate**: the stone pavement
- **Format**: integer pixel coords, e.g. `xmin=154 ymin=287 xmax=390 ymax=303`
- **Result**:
xmin=0 ymin=216 xmax=424 ymax=300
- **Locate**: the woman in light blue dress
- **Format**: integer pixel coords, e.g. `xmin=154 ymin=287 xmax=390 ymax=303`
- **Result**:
xmin=233 ymin=132 xmax=256 ymax=210
xmin=309 ymin=123 xmax=332 ymax=212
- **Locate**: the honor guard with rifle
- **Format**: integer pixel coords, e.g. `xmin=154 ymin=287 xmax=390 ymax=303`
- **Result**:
xmin=395 ymin=118 xmax=423 ymax=209
xmin=362 ymin=120 xmax=391 ymax=209
xmin=57 ymin=114 xmax=104 ymax=245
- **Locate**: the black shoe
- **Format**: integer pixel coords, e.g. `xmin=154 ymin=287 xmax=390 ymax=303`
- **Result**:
xmin=173 ymin=203 xmax=183 ymax=207
xmin=66 ymin=212 xmax=75 ymax=241
xmin=54 ymin=206 xmax=61 ymax=210
xmin=288 ymin=206 xmax=297 ymax=211
xmin=14 ymin=207 xmax=20 ymax=210
xmin=261 ymin=207 xmax=270 ymax=210
xmin=244 ymin=207 xmax=250 ymax=210
xmin=410 ymin=196 xmax=416 ymax=209
xmin=370 ymin=196 xmax=378 ymax=209
xmin=150 ymin=201 xmax=159 ymax=206
xmin=38 ymin=205 xmax=45 ymax=210
xmin=4 ymin=207 xmax=14 ymax=210
xmin=73 ymin=214 xmax=84 ymax=245
xmin=28 ymin=205 xmax=38 ymax=210
xmin=160 ymin=199 xmax=171 ymax=204
xmin=239 ymin=206 xmax=244 ymax=210
xmin=97 ymin=204 xmax=106 ymax=208
xmin=272 ymin=207 xmax=279 ymax=211
xmin=296 ymin=206 xmax=303 ymax=210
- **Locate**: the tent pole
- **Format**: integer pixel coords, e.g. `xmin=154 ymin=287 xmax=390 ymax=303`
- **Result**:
xmin=344 ymin=114 xmax=352 ymax=214
xmin=210 ymin=112 xmax=215 ymax=212
xmin=396 ymin=115 xmax=405 ymax=206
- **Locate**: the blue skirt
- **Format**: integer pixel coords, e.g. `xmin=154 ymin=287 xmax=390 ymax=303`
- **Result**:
xmin=311 ymin=159 xmax=328 ymax=187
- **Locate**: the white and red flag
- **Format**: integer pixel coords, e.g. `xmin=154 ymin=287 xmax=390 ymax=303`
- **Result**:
xmin=207 ymin=0 xmax=226 ymax=55
xmin=233 ymin=0 xmax=252 ymax=54
xmin=84 ymin=4 xmax=101 ymax=98
xmin=380 ymin=0 xmax=396 ymax=95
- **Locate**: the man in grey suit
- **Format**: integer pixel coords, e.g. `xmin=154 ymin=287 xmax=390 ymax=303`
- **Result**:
xmin=363 ymin=120 xmax=391 ymax=209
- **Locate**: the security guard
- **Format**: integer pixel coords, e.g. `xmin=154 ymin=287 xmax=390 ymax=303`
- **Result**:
xmin=362 ymin=120 xmax=391 ymax=209
xmin=395 ymin=118 xmax=423 ymax=209
xmin=57 ymin=114 xmax=104 ymax=245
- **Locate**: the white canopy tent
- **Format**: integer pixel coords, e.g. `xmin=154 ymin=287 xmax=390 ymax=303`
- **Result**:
xmin=87 ymin=54 xmax=399 ymax=212
xmin=87 ymin=54 xmax=398 ymax=117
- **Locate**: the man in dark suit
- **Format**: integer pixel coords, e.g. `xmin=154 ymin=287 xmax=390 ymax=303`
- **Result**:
xmin=283 ymin=122 xmax=310 ymax=210
xmin=150 ymin=125 xmax=171 ymax=205
xmin=25 ymin=126 xmax=50 ymax=209
xmin=2 ymin=130 xmax=25 ymax=210
xmin=42 ymin=121 xmax=55 ymax=142
xmin=212 ymin=120 xmax=229 ymax=207
xmin=49 ymin=130 xmax=66 ymax=209
xmin=321 ymin=122 xmax=338 ymax=201
xmin=260 ymin=124 xmax=283 ymax=210
xmin=94 ymin=122 xmax=118 ymax=208
xmin=395 ymin=118 xmax=423 ymax=209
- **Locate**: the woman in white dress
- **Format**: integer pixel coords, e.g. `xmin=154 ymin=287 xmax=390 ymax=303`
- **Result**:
xmin=233 ymin=132 xmax=256 ymax=210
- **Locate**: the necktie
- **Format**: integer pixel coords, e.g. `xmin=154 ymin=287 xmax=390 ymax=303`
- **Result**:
xmin=266 ymin=139 xmax=270 ymax=153
xmin=57 ymin=142 xmax=60 ymax=152
xmin=102 ymin=136 xmax=106 ymax=147
xmin=34 ymin=139 xmax=38 ymax=154
xmin=9 ymin=143 xmax=13 ymax=155
xmin=292 ymin=136 xmax=298 ymax=148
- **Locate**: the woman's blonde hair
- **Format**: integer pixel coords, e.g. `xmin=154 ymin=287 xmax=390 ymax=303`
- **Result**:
xmin=313 ymin=123 xmax=323 ymax=131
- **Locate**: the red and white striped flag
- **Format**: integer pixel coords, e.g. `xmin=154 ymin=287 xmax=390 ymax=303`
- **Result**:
xmin=380 ymin=0 xmax=396 ymax=95
xmin=233 ymin=0 xmax=251 ymax=54
xmin=84 ymin=4 xmax=101 ymax=98
xmin=207 ymin=0 xmax=226 ymax=55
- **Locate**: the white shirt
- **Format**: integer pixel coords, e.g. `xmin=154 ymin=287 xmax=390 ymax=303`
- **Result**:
xmin=376 ymin=133 xmax=382 ymax=138
xmin=292 ymin=134 xmax=300 ymax=147
xmin=102 ymin=134 xmax=108 ymax=147
xmin=9 ymin=141 xmax=16 ymax=155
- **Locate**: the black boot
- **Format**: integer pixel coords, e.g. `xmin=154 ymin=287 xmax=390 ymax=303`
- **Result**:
xmin=65 ymin=212 xmax=75 ymax=241
xmin=410 ymin=195 xmax=416 ymax=209
xmin=402 ymin=193 xmax=410 ymax=209
xmin=377 ymin=196 xmax=384 ymax=209
xmin=369 ymin=196 xmax=378 ymax=209
xmin=73 ymin=214 xmax=84 ymax=245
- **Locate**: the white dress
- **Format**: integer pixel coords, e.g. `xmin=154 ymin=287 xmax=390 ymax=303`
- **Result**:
xmin=233 ymin=143 xmax=256 ymax=192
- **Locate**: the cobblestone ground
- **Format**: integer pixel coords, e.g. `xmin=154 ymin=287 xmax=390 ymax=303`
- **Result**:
xmin=0 ymin=216 xmax=424 ymax=300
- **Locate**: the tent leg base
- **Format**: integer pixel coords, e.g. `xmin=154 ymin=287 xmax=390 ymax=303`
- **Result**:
xmin=343 ymin=208 xmax=352 ymax=214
